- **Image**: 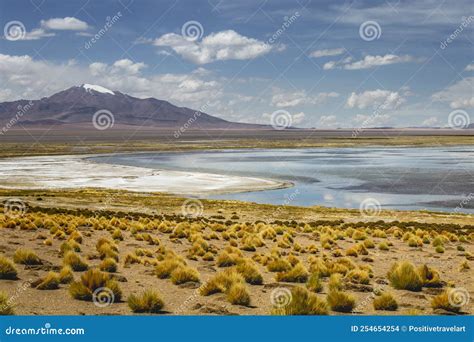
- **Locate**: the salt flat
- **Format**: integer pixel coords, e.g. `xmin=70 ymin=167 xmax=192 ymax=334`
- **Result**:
xmin=0 ymin=155 xmax=288 ymax=195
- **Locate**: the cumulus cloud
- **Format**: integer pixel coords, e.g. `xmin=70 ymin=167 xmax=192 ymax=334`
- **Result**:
xmin=154 ymin=30 xmax=272 ymax=64
xmin=271 ymin=90 xmax=339 ymax=107
xmin=465 ymin=63 xmax=474 ymax=71
xmin=432 ymin=77 xmax=474 ymax=108
xmin=0 ymin=53 xmax=222 ymax=108
xmin=3 ymin=17 xmax=89 ymax=41
xmin=292 ymin=112 xmax=305 ymax=124
xmin=41 ymin=17 xmax=89 ymax=31
xmin=346 ymin=90 xmax=405 ymax=110
xmin=309 ymin=48 xmax=345 ymax=58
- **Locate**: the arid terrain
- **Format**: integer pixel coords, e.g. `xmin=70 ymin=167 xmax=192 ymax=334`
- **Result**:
xmin=0 ymin=187 xmax=472 ymax=316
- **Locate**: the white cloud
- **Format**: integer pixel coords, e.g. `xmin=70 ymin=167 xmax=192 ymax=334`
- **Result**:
xmin=322 ymin=54 xmax=420 ymax=71
xmin=343 ymin=54 xmax=419 ymax=70
xmin=465 ymin=63 xmax=474 ymax=71
xmin=3 ymin=17 xmax=89 ymax=41
xmin=432 ymin=77 xmax=474 ymax=108
xmin=271 ymin=90 xmax=339 ymax=107
xmin=318 ymin=115 xmax=339 ymax=128
xmin=323 ymin=61 xmax=337 ymax=70
xmin=22 ymin=28 xmax=56 ymax=40
xmin=421 ymin=116 xmax=439 ymax=127
xmin=292 ymin=112 xmax=305 ymax=124
xmin=346 ymin=90 xmax=405 ymax=110
xmin=41 ymin=17 xmax=89 ymax=31
xmin=112 ymin=59 xmax=146 ymax=75
xmin=157 ymin=50 xmax=172 ymax=56
xmin=76 ymin=32 xmax=94 ymax=37
xmin=154 ymin=30 xmax=272 ymax=64
xmin=310 ymin=48 xmax=345 ymax=58
xmin=0 ymin=53 xmax=223 ymax=108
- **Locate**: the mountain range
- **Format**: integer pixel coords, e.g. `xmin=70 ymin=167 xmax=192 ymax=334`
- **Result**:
xmin=0 ymin=84 xmax=266 ymax=129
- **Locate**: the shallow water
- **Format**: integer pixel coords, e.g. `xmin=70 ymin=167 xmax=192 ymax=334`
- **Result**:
xmin=90 ymin=146 xmax=474 ymax=213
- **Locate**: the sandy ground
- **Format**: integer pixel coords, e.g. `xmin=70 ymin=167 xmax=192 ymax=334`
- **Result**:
xmin=0 ymin=155 xmax=289 ymax=195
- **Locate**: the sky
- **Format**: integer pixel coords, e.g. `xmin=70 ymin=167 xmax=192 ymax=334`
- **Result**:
xmin=0 ymin=0 xmax=473 ymax=128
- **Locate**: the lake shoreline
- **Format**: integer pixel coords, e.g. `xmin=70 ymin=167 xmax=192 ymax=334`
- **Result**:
xmin=0 ymin=154 xmax=292 ymax=196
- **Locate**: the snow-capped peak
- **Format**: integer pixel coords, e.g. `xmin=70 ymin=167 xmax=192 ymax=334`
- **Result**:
xmin=82 ymin=84 xmax=115 ymax=95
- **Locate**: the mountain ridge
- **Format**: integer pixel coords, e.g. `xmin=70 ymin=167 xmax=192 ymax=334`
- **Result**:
xmin=0 ymin=85 xmax=268 ymax=129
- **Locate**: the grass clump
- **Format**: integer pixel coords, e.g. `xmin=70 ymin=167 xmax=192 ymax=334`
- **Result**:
xmin=128 ymin=290 xmax=164 ymax=313
xmin=155 ymin=259 xmax=185 ymax=279
xmin=327 ymin=290 xmax=356 ymax=313
xmin=63 ymin=251 xmax=89 ymax=271
xmin=418 ymin=265 xmax=443 ymax=288
xmin=272 ymin=286 xmax=328 ymax=315
xmin=0 ymin=292 xmax=14 ymax=315
xmin=235 ymin=260 xmax=263 ymax=285
xmin=431 ymin=290 xmax=461 ymax=313
xmin=199 ymin=269 xmax=244 ymax=296
xmin=59 ymin=266 xmax=74 ymax=284
xmin=13 ymin=249 xmax=41 ymax=265
xmin=0 ymin=256 xmax=18 ymax=280
xmin=170 ymin=266 xmax=200 ymax=285
xmin=345 ymin=269 xmax=370 ymax=284
xmin=99 ymin=258 xmax=118 ymax=273
xmin=200 ymin=269 xmax=252 ymax=306
xmin=34 ymin=272 xmax=60 ymax=290
xmin=276 ymin=263 xmax=309 ymax=283
xmin=216 ymin=251 xmax=240 ymax=267
xmin=267 ymin=258 xmax=292 ymax=273
xmin=459 ymin=260 xmax=470 ymax=272
xmin=227 ymin=283 xmax=251 ymax=306
xmin=378 ymin=242 xmax=389 ymax=251
xmin=328 ymin=273 xmax=343 ymax=291
xmin=69 ymin=268 xmax=122 ymax=302
xmin=387 ymin=261 xmax=423 ymax=291
xmin=373 ymin=292 xmax=398 ymax=311
xmin=306 ymin=273 xmax=323 ymax=293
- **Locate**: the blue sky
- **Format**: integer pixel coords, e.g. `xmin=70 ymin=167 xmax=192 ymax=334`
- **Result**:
xmin=0 ymin=0 xmax=473 ymax=128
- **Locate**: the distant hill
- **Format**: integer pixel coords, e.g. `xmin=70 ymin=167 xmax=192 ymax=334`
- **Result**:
xmin=0 ymin=84 xmax=267 ymax=129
